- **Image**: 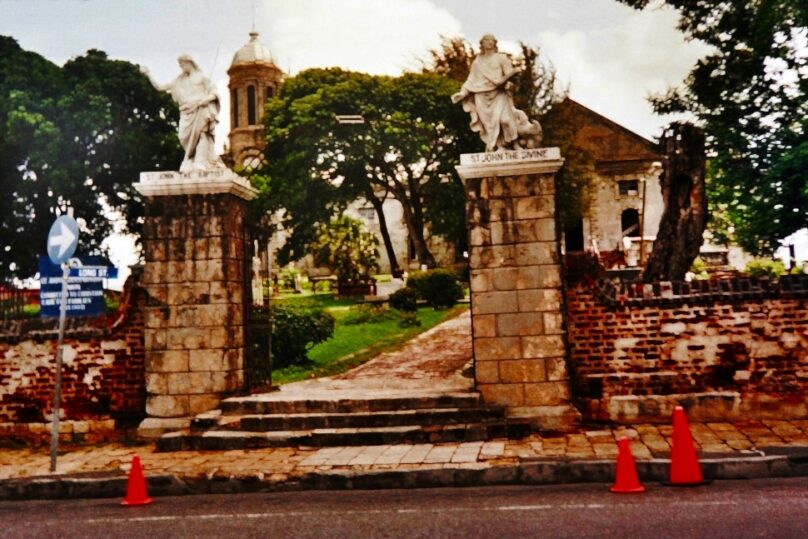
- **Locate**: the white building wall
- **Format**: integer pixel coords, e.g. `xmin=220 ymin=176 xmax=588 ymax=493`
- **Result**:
xmin=345 ymin=198 xmax=409 ymax=274
xmin=586 ymin=166 xmax=664 ymax=254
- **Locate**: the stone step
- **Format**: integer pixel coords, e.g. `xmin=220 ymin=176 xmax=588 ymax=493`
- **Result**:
xmin=190 ymin=410 xmax=222 ymax=432
xmin=157 ymin=420 xmax=533 ymax=452
xmin=219 ymin=392 xmax=483 ymax=416
xmin=236 ymin=407 xmax=507 ymax=432
xmin=306 ymin=421 xmax=532 ymax=446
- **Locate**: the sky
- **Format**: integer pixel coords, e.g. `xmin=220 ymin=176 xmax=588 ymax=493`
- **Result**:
xmin=0 ymin=0 xmax=710 ymax=141
xmin=0 ymin=0 xmax=804 ymax=280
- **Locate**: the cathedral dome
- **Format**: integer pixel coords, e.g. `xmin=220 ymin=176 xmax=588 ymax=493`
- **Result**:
xmin=230 ymin=31 xmax=275 ymax=67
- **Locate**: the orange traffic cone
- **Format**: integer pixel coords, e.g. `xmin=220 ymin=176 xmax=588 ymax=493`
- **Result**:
xmin=121 ymin=454 xmax=154 ymax=506
xmin=667 ymin=406 xmax=705 ymax=486
xmin=610 ymin=437 xmax=646 ymax=493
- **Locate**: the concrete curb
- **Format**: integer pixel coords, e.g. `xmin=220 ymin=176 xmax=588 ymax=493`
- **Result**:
xmin=1 ymin=453 xmax=805 ymax=501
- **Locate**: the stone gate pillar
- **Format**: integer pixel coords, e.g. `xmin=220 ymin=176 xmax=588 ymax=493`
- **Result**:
xmin=133 ymin=169 xmax=257 ymax=438
xmin=457 ymin=148 xmax=580 ymax=430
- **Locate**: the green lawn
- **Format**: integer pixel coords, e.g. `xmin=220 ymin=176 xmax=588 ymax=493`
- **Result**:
xmin=271 ymin=299 xmax=467 ymax=385
xmin=273 ymin=292 xmax=358 ymax=310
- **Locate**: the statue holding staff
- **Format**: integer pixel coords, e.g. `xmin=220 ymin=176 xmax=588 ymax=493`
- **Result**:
xmin=452 ymin=34 xmax=542 ymax=152
xmin=142 ymin=55 xmax=225 ymax=172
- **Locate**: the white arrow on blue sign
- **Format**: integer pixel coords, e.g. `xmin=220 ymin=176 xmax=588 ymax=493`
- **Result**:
xmin=47 ymin=215 xmax=79 ymax=265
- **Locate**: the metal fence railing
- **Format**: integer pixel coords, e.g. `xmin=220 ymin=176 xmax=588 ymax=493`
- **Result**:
xmin=0 ymin=286 xmax=27 ymax=321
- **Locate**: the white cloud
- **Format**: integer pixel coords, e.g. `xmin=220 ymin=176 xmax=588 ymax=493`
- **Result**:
xmin=537 ymin=4 xmax=712 ymax=139
xmin=264 ymin=0 xmax=461 ymax=75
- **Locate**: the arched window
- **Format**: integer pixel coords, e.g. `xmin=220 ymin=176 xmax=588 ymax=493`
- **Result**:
xmin=231 ymin=88 xmax=239 ymax=128
xmin=247 ymin=85 xmax=256 ymax=125
xmin=621 ymin=209 xmax=640 ymax=238
xmin=266 ymin=85 xmax=275 ymax=99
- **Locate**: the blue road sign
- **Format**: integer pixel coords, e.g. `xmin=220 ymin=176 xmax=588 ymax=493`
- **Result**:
xmin=68 ymin=262 xmax=119 ymax=280
xmin=39 ymin=256 xmax=113 ymax=318
xmin=47 ymin=215 xmax=79 ymax=265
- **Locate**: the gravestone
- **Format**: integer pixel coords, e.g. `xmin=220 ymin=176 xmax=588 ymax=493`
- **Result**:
xmin=457 ymin=148 xmax=580 ymax=429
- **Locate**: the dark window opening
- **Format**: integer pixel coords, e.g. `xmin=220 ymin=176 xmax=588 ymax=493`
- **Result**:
xmin=621 ymin=209 xmax=640 ymax=237
xmin=357 ymin=207 xmax=376 ymax=221
xmin=247 ymin=85 xmax=256 ymax=125
xmin=231 ymin=88 xmax=239 ymax=128
xmin=266 ymin=86 xmax=275 ymax=99
xmin=455 ymin=236 xmax=468 ymax=262
xmin=618 ymin=179 xmax=640 ymax=196
xmin=565 ymin=219 xmax=585 ymax=252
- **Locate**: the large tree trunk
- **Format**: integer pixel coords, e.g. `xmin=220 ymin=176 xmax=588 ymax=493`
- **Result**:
xmin=642 ymin=123 xmax=707 ymax=282
xmin=401 ymin=204 xmax=437 ymax=268
xmin=410 ymin=186 xmax=437 ymax=268
xmin=365 ymin=187 xmax=402 ymax=277
xmin=394 ymin=182 xmax=437 ymax=268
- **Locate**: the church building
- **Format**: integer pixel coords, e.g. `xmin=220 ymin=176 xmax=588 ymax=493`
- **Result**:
xmin=552 ymin=99 xmax=664 ymax=263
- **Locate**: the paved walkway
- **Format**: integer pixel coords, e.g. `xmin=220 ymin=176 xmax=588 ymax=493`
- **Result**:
xmin=335 ymin=309 xmax=472 ymax=386
xmin=2 ymin=419 xmax=806 ymax=482
xmin=239 ymin=309 xmax=473 ymax=404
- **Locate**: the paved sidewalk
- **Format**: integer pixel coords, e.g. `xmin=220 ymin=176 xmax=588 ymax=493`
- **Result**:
xmin=2 ymin=419 xmax=806 ymax=483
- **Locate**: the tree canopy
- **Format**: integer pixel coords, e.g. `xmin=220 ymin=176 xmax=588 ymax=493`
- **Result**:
xmin=255 ymin=67 xmax=478 ymax=268
xmin=310 ymin=215 xmax=380 ymax=282
xmin=254 ymin=38 xmax=574 ymax=272
xmin=0 ymin=36 xmax=181 ymax=279
xmin=617 ymin=0 xmax=808 ymax=254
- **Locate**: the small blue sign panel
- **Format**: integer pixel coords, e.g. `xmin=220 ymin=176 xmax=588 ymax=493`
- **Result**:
xmin=39 ymin=256 xmax=114 ymax=318
xmin=47 ymin=215 xmax=79 ymax=265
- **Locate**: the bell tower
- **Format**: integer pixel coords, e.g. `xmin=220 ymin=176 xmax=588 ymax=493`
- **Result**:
xmin=226 ymin=31 xmax=283 ymax=170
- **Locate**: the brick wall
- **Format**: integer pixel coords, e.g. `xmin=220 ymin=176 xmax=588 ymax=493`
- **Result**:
xmin=566 ymin=275 xmax=808 ymax=423
xmin=0 ymin=275 xmax=146 ymax=438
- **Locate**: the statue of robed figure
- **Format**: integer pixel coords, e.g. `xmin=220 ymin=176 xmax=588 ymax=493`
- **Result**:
xmin=143 ymin=55 xmax=225 ymax=172
xmin=452 ymin=34 xmax=542 ymax=152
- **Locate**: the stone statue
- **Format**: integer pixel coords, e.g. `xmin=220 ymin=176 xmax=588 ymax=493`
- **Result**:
xmin=142 ymin=55 xmax=225 ymax=172
xmin=451 ymin=34 xmax=543 ymax=152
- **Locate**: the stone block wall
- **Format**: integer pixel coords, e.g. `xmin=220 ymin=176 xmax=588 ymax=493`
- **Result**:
xmin=0 ymin=276 xmax=146 ymax=444
xmin=461 ymin=155 xmax=579 ymax=429
xmin=567 ymin=276 xmax=808 ymax=423
xmin=140 ymin=193 xmax=248 ymax=431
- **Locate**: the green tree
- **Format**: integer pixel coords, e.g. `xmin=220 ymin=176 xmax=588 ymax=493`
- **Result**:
xmin=616 ymin=0 xmax=808 ymax=254
xmin=0 ymin=37 xmax=181 ymax=279
xmin=310 ymin=215 xmax=380 ymax=283
xmin=256 ymin=68 xmax=477 ymax=269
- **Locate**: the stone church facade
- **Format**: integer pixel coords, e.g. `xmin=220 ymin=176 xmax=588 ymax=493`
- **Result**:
xmin=553 ymin=99 xmax=665 ymax=262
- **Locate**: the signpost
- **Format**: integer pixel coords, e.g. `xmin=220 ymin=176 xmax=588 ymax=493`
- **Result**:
xmin=39 ymin=256 xmax=116 ymax=318
xmin=46 ymin=214 xmax=79 ymax=473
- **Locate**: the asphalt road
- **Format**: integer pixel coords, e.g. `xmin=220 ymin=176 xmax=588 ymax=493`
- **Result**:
xmin=2 ymin=478 xmax=806 ymax=539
